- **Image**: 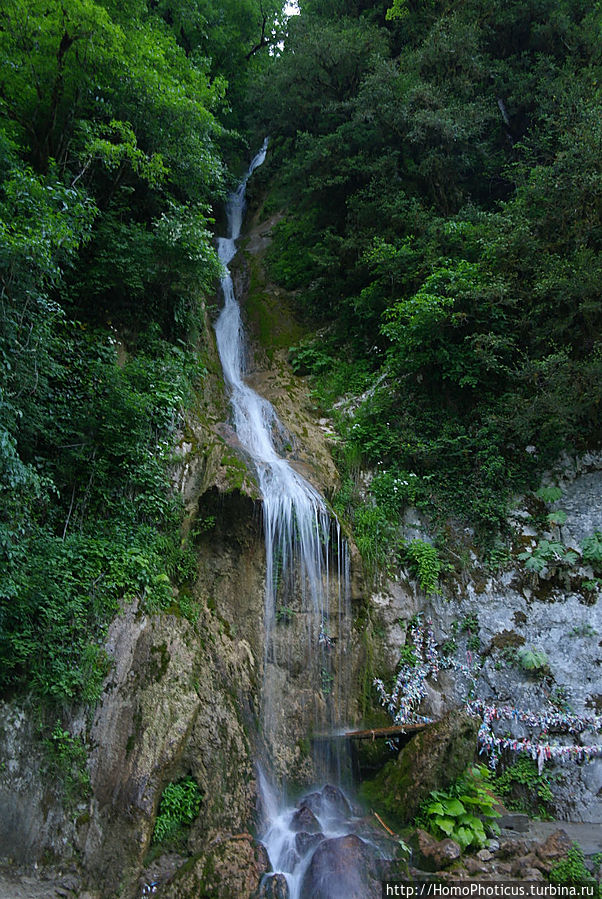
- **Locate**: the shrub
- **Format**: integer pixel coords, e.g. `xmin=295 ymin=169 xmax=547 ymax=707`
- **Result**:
xmin=518 ymin=540 xmax=577 ymax=574
xmin=535 ymin=486 xmax=563 ymax=504
xmin=416 ymin=766 xmax=501 ymax=851
xmin=152 ymin=777 xmax=202 ymax=845
xmin=354 ymin=503 xmax=394 ymax=576
xmin=581 ymin=531 xmax=602 ymax=569
xmin=494 ymin=756 xmax=553 ymax=817
xmin=550 ymin=843 xmax=599 ymax=893
xmin=43 ymin=722 xmax=90 ymax=808
xmin=403 ymin=539 xmax=441 ymax=594
xmin=517 ymin=646 xmax=549 ymax=674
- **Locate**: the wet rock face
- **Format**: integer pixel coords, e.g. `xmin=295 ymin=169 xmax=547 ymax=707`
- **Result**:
xmin=298 ymin=784 xmax=351 ymax=821
xmin=291 ymin=805 xmax=322 ymax=834
xmin=295 ymin=831 xmax=325 ymax=857
xmin=0 ymin=704 xmax=86 ymax=866
xmin=254 ymin=872 xmax=290 ymax=899
xmin=299 ymin=834 xmax=380 ymax=899
xmin=320 ymin=784 xmax=353 ymax=818
xmin=0 ymin=490 xmax=267 ymax=897
xmin=371 ymin=457 xmax=602 ymax=823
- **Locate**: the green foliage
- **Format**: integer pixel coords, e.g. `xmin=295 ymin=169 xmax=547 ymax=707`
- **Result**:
xmin=516 ymin=646 xmax=549 ymax=674
xmin=370 ymin=469 xmax=421 ymax=517
xmin=550 ymin=843 xmax=600 ymax=893
xmin=276 ymin=605 xmax=295 ymax=624
xmin=43 ymin=722 xmax=91 ymax=808
xmin=581 ymin=532 xmax=602 ymax=569
xmin=0 ymin=0 xmax=277 ymax=710
xmin=289 ymin=338 xmax=335 ymax=376
xmin=403 ymin=540 xmax=441 ymax=595
xmin=320 ymin=667 xmax=334 ymax=695
xmin=416 ymin=766 xmax=501 ymax=852
xmin=535 ymin=486 xmax=563 ymax=504
xmin=152 ymin=776 xmax=203 ymax=846
xmin=518 ymin=540 xmax=578 ymax=574
xmin=397 ymin=645 xmax=418 ymax=668
xmin=461 ymin=614 xmax=478 ymax=634
xmin=353 ymin=504 xmax=394 ymax=577
xmin=250 ymin=0 xmax=602 ymax=542
xmin=570 ymin=624 xmax=597 ymax=638
xmin=494 ymin=756 xmax=554 ymax=817
xmin=0 ymin=519 xmax=197 ymax=704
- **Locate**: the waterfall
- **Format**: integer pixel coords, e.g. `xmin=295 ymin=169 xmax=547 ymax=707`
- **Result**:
xmin=215 ymin=142 xmax=354 ymax=899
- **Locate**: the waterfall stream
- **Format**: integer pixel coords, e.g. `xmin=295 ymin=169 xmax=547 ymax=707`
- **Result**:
xmin=214 ymin=144 xmax=362 ymax=898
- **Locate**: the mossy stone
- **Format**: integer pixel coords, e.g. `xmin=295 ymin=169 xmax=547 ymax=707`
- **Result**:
xmin=361 ymin=710 xmax=480 ymax=825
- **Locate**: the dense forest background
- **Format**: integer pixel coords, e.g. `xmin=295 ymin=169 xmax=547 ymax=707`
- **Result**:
xmin=248 ymin=0 xmax=602 ymax=561
xmin=1 ymin=0 xmax=601 ymax=710
xmin=0 ymin=0 xmax=284 ymax=708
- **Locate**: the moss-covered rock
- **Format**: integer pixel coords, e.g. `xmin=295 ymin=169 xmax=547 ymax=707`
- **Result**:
xmin=361 ymin=710 xmax=480 ymax=825
xmin=161 ymin=834 xmax=269 ymax=899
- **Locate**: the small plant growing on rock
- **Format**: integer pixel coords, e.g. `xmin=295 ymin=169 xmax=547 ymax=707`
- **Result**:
xmin=320 ymin=666 xmax=334 ymax=695
xmin=397 ymin=645 xmax=418 ymax=668
xmin=569 ymin=623 xmax=597 ymax=637
xmin=276 ymin=605 xmax=295 ymax=624
xmin=494 ymin=756 xmax=554 ymax=818
xmin=152 ymin=776 xmax=202 ymax=846
xmin=517 ymin=646 xmax=549 ymax=675
xmin=402 ymin=539 xmax=441 ymax=594
xmin=416 ymin=765 xmax=501 ymax=851
xmin=549 ymin=842 xmax=600 ymax=892
xmin=581 ymin=531 xmax=602 ymax=569
xmin=43 ymin=722 xmax=91 ymax=808
xmin=535 ymin=486 xmax=563 ymax=504
xmin=518 ymin=540 xmax=578 ymax=574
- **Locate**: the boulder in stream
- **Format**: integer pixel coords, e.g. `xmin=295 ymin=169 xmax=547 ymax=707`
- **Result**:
xmin=299 ymin=834 xmax=380 ymax=899
xmin=295 ymin=830 xmax=325 ymax=857
xmin=414 ymin=828 xmax=462 ymax=871
xmin=320 ymin=784 xmax=352 ymax=817
xmin=290 ymin=805 xmax=321 ymax=833
xmin=298 ymin=784 xmax=351 ymax=821
xmin=255 ymin=872 xmax=290 ymax=899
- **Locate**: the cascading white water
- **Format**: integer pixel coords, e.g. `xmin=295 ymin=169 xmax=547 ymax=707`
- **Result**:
xmin=215 ymin=142 xmax=354 ymax=899
xmin=215 ymin=141 xmax=333 ymax=636
xmin=215 ymin=139 xmax=345 ymax=688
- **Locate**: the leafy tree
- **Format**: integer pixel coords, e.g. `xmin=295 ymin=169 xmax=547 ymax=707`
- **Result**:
xmin=254 ymin=0 xmax=602 ymax=539
xmin=0 ymin=0 xmax=268 ymax=709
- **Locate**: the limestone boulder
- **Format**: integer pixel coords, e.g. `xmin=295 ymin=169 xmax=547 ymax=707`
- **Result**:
xmin=161 ymin=834 xmax=269 ymax=899
xmin=254 ymin=872 xmax=290 ymax=899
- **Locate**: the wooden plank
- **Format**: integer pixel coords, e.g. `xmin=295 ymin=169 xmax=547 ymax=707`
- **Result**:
xmin=344 ymin=724 xmax=429 ymax=740
xmin=312 ymin=723 xmax=431 ymax=742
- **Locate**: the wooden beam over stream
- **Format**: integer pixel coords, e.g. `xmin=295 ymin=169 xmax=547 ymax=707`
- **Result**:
xmin=312 ymin=723 xmax=430 ymax=742
xmin=312 ymin=723 xmax=432 ymax=781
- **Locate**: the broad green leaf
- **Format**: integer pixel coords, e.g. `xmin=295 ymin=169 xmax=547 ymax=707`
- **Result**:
xmin=434 ymin=817 xmax=456 ymax=837
xmin=441 ymin=798 xmax=466 ymax=816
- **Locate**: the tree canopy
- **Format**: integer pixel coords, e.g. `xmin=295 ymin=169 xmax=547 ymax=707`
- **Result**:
xmin=249 ymin=0 xmax=602 ymax=538
xmin=0 ymin=0 xmax=282 ymax=706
